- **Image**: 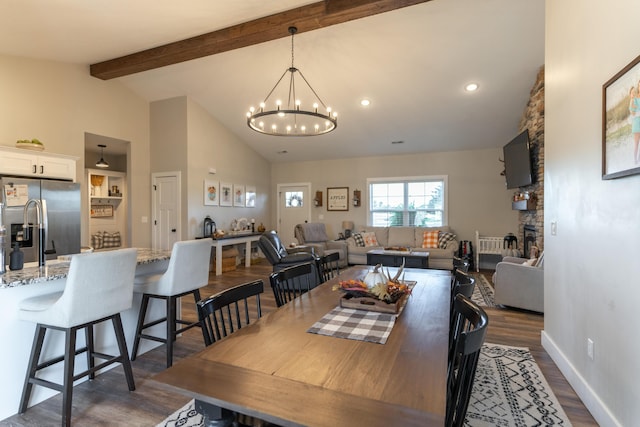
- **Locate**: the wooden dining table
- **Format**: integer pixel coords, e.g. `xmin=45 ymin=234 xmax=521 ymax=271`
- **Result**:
xmin=152 ymin=265 xmax=451 ymax=427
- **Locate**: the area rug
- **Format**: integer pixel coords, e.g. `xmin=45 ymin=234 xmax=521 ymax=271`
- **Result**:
xmin=466 ymin=343 xmax=572 ymax=426
xmin=157 ymin=343 xmax=571 ymax=427
xmin=470 ymin=272 xmax=496 ymax=308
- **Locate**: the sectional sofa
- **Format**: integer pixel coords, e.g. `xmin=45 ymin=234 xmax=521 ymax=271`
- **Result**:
xmin=345 ymin=226 xmax=458 ymax=270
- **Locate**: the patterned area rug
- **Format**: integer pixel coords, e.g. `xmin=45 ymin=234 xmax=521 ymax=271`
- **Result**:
xmin=466 ymin=343 xmax=572 ymax=426
xmin=470 ymin=272 xmax=496 ymax=308
xmin=157 ymin=343 xmax=571 ymax=427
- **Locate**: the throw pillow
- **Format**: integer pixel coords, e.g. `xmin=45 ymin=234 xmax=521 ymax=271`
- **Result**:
xmin=422 ymin=230 xmax=440 ymax=249
xmin=91 ymin=232 xmax=103 ymax=250
xmin=352 ymin=232 xmax=365 ymax=247
xmin=362 ymin=231 xmax=379 ymax=247
xmin=523 ymin=258 xmax=537 ymax=266
xmin=438 ymin=231 xmax=456 ymax=249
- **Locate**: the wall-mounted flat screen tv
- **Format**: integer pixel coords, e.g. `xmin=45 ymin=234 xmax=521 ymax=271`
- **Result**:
xmin=503 ymin=129 xmax=533 ymax=189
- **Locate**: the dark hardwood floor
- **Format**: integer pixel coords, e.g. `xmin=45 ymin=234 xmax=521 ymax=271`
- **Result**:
xmin=0 ymin=263 xmax=597 ymax=426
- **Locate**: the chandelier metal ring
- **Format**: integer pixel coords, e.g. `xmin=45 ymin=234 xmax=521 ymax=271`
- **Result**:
xmin=246 ymin=26 xmax=338 ymax=137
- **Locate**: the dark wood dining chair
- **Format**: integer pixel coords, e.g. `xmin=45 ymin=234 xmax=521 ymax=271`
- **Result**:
xmin=452 ymin=269 xmax=476 ymax=300
xmin=318 ymin=251 xmax=340 ymax=283
xmin=452 ymin=256 xmax=470 ymax=274
xmin=269 ymin=262 xmax=317 ymax=307
xmin=195 ymin=280 xmax=265 ymax=427
xmin=446 ymin=293 xmax=489 ymax=427
xmin=197 ymin=280 xmax=264 ymax=345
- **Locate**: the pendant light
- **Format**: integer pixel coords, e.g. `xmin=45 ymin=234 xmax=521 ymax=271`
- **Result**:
xmin=95 ymin=144 xmax=109 ymax=168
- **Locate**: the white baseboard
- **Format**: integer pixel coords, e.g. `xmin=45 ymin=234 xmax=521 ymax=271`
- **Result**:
xmin=541 ymin=330 xmax=621 ymax=427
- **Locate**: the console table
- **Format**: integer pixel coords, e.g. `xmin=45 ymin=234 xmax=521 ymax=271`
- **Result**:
xmin=366 ymin=249 xmax=429 ymax=269
xmin=210 ymin=233 xmax=261 ymax=276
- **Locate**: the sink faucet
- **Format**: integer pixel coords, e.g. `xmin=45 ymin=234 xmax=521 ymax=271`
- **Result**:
xmin=23 ymin=199 xmax=46 ymax=267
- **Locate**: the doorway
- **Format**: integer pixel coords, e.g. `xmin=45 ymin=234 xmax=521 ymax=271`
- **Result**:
xmin=152 ymin=172 xmax=182 ymax=250
xmin=277 ymin=183 xmax=311 ymax=246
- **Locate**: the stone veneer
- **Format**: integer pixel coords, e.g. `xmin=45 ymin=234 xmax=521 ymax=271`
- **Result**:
xmin=516 ymin=66 xmax=544 ymax=254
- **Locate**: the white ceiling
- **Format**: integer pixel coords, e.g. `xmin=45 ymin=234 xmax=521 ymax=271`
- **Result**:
xmin=0 ymin=0 xmax=544 ymax=163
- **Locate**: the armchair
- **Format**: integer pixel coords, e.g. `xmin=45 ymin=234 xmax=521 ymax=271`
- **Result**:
xmin=258 ymin=229 xmax=319 ymax=266
xmin=492 ymin=253 xmax=544 ymax=313
xmin=294 ymin=223 xmax=348 ymax=267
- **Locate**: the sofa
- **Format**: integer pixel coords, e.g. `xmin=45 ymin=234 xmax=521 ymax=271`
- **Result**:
xmin=345 ymin=226 xmax=458 ymax=270
xmin=294 ymin=223 xmax=348 ymax=268
xmin=492 ymin=253 xmax=544 ymax=313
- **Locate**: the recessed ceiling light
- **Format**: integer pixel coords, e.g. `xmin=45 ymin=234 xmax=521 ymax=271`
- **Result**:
xmin=360 ymin=99 xmax=371 ymax=107
xmin=465 ymin=83 xmax=479 ymax=92
xmin=391 ymin=140 xmax=404 ymax=145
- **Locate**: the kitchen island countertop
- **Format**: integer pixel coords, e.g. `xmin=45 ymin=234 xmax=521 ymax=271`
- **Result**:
xmin=0 ymin=248 xmax=171 ymax=288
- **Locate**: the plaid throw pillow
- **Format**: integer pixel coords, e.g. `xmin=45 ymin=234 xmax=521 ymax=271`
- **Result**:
xmin=91 ymin=232 xmax=104 ymax=249
xmin=438 ymin=231 xmax=456 ymax=249
xmin=422 ymin=230 xmax=440 ymax=249
xmin=362 ymin=231 xmax=379 ymax=247
xmin=352 ymin=232 xmax=365 ymax=247
xmin=102 ymin=231 xmax=121 ymax=248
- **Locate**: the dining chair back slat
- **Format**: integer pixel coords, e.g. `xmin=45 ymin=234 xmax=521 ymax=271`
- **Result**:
xmin=269 ymin=262 xmax=316 ymax=307
xmin=198 ymin=280 xmax=264 ymax=346
xmin=318 ymin=251 xmax=340 ymax=283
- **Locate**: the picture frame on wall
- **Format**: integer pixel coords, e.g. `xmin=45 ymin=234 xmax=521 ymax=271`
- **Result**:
xmin=327 ymin=187 xmax=349 ymax=211
xmin=602 ymin=52 xmax=640 ymax=179
xmin=203 ymin=180 xmax=219 ymax=206
xmin=220 ymin=182 xmax=233 ymax=206
xmin=246 ymin=186 xmax=256 ymax=207
xmin=233 ymin=184 xmax=245 ymax=207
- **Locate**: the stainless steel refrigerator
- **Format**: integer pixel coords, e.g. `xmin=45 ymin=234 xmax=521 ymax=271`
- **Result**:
xmin=0 ymin=176 xmax=80 ymax=264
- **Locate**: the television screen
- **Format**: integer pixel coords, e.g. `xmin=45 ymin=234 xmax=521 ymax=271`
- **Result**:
xmin=503 ymin=130 xmax=533 ymax=189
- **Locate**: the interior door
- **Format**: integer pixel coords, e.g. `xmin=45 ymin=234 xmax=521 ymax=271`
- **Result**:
xmin=277 ymin=183 xmax=311 ymax=246
xmin=152 ymin=172 xmax=181 ymax=250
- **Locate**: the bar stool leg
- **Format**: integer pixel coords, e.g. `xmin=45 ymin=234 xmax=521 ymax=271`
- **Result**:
xmin=166 ymin=296 xmax=176 ymax=368
xmin=19 ymin=324 xmax=47 ymax=414
xmin=62 ymin=327 xmax=78 ymax=427
xmin=130 ymin=294 xmax=150 ymax=361
xmin=112 ymin=314 xmax=136 ymax=391
xmin=85 ymin=324 xmax=95 ymax=380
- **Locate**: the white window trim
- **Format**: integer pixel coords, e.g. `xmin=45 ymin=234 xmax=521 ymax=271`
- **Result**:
xmin=366 ymin=175 xmax=448 ymax=227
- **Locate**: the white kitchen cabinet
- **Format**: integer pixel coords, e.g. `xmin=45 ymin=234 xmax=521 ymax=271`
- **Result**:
xmin=0 ymin=146 xmax=76 ymax=181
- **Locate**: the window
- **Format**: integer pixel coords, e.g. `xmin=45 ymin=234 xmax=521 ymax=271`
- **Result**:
xmin=368 ymin=176 xmax=447 ymax=227
xmin=285 ymin=191 xmax=304 ymax=207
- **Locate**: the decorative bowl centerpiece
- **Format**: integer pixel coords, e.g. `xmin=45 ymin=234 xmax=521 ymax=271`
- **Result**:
xmin=334 ymin=264 xmax=413 ymax=314
xmin=16 ymin=138 xmax=45 ymax=151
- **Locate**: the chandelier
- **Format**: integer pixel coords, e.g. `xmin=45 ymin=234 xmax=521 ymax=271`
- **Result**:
xmin=246 ymin=26 xmax=337 ymax=137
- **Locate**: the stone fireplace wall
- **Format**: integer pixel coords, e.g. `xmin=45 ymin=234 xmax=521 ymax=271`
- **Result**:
xmin=516 ymin=66 xmax=544 ymax=254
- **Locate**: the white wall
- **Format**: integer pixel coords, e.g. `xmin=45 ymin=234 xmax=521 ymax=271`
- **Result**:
xmin=271 ymin=148 xmax=519 ymax=244
xmin=150 ymin=97 xmax=271 ymax=239
xmin=544 ymin=1 xmax=640 ymax=425
xmin=0 ymin=54 xmax=151 ymax=248
xmin=185 ymin=98 xmax=270 ymax=237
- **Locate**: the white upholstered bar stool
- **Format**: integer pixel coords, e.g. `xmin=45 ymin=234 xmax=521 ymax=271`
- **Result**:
xmin=130 ymin=239 xmax=212 ymax=368
xmin=18 ymin=248 xmax=138 ymax=427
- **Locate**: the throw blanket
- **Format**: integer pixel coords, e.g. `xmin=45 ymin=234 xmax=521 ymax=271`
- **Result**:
xmin=296 ymin=223 xmax=329 ymax=243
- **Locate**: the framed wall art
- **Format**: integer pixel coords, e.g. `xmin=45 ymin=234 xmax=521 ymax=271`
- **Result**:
xmin=220 ymin=182 xmax=233 ymax=206
xmin=327 ymin=187 xmax=349 ymax=211
xmin=233 ymin=184 xmax=245 ymax=207
xmin=203 ymin=180 xmax=219 ymax=206
xmin=603 ymin=53 xmax=640 ymax=179
xmin=245 ymin=186 xmax=256 ymax=207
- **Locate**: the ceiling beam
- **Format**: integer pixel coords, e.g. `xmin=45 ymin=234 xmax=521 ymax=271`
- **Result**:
xmin=90 ymin=0 xmax=431 ymax=80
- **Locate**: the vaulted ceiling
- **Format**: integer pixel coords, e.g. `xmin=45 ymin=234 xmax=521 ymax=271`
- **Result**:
xmin=0 ymin=0 xmax=544 ymax=163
